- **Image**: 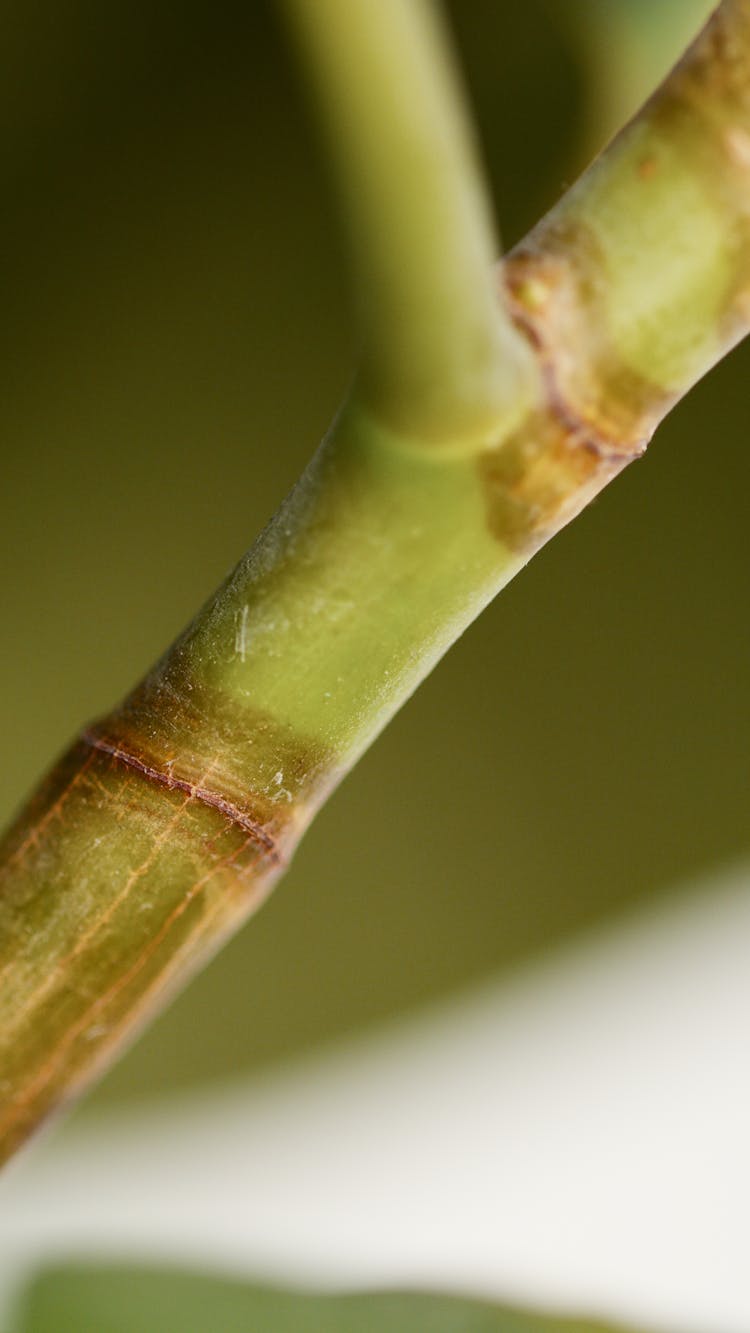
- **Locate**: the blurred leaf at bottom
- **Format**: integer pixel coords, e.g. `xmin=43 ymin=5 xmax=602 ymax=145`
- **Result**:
xmin=13 ymin=1264 xmax=660 ymax=1333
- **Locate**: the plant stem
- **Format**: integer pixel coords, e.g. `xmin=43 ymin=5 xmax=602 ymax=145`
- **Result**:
xmin=0 ymin=402 xmax=525 ymax=1163
xmin=281 ymin=0 xmax=538 ymax=449
xmin=569 ymin=0 xmax=713 ymax=155
xmin=2 ymin=0 xmax=750 ymax=1166
xmin=504 ymin=0 xmax=750 ymax=450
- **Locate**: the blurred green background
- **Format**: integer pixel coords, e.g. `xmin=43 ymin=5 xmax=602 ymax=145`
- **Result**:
xmin=1 ymin=0 xmax=739 ymax=1110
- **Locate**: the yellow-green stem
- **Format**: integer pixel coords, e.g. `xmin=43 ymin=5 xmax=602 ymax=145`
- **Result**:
xmin=281 ymin=0 xmax=538 ymax=449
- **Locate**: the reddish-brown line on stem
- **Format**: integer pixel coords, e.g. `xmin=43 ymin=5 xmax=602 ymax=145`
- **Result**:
xmin=82 ymin=731 xmax=282 ymax=862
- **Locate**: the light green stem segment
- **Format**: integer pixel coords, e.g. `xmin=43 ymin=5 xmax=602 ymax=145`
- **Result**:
xmin=3 ymin=0 xmax=750 ymax=1165
xmin=182 ymin=407 xmax=521 ymax=773
xmin=282 ymin=0 xmax=537 ymax=449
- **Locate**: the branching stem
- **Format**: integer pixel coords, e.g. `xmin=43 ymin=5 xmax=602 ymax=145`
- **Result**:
xmin=2 ymin=0 xmax=750 ymax=1165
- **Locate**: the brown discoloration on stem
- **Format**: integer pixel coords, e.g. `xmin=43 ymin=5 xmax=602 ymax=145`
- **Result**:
xmin=478 ymin=0 xmax=750 ymax=554
xmin=672 ymin=0 xmax=750 ymax=114
xmin=0 ymin=677 xmax=333 ymax=1163
xmin=506 ymin=0 xmax=750 ymax=422
xmin=81 ymin=731 xmax=283 ymax=863
xmin=646 ymin=4 xmax=750 ymax=344
xmin=502 ymin=239 xmax=671 ymax=450
xmin=101 ymin=653 xmax=337 ymax=842
xmin=478 ymin=249 xmax=654 ymax=553
xmin=0 ymin=818 xmax=265 ymax=1163
xmin=478 ymin=408 xmax=634 ymax=555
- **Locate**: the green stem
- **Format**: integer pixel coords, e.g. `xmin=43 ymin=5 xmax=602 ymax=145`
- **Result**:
xmin=0 ymin=403 xmax=524 ymax=1164
xmin=281 ymin=0 xmax=537 ymax=449
xmin=2 ymin=0 xmax=750 ymax=1165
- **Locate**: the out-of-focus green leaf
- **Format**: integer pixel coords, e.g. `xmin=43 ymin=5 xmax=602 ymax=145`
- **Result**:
xmin=13 ymin=1264 xmax=659 ymax=1333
